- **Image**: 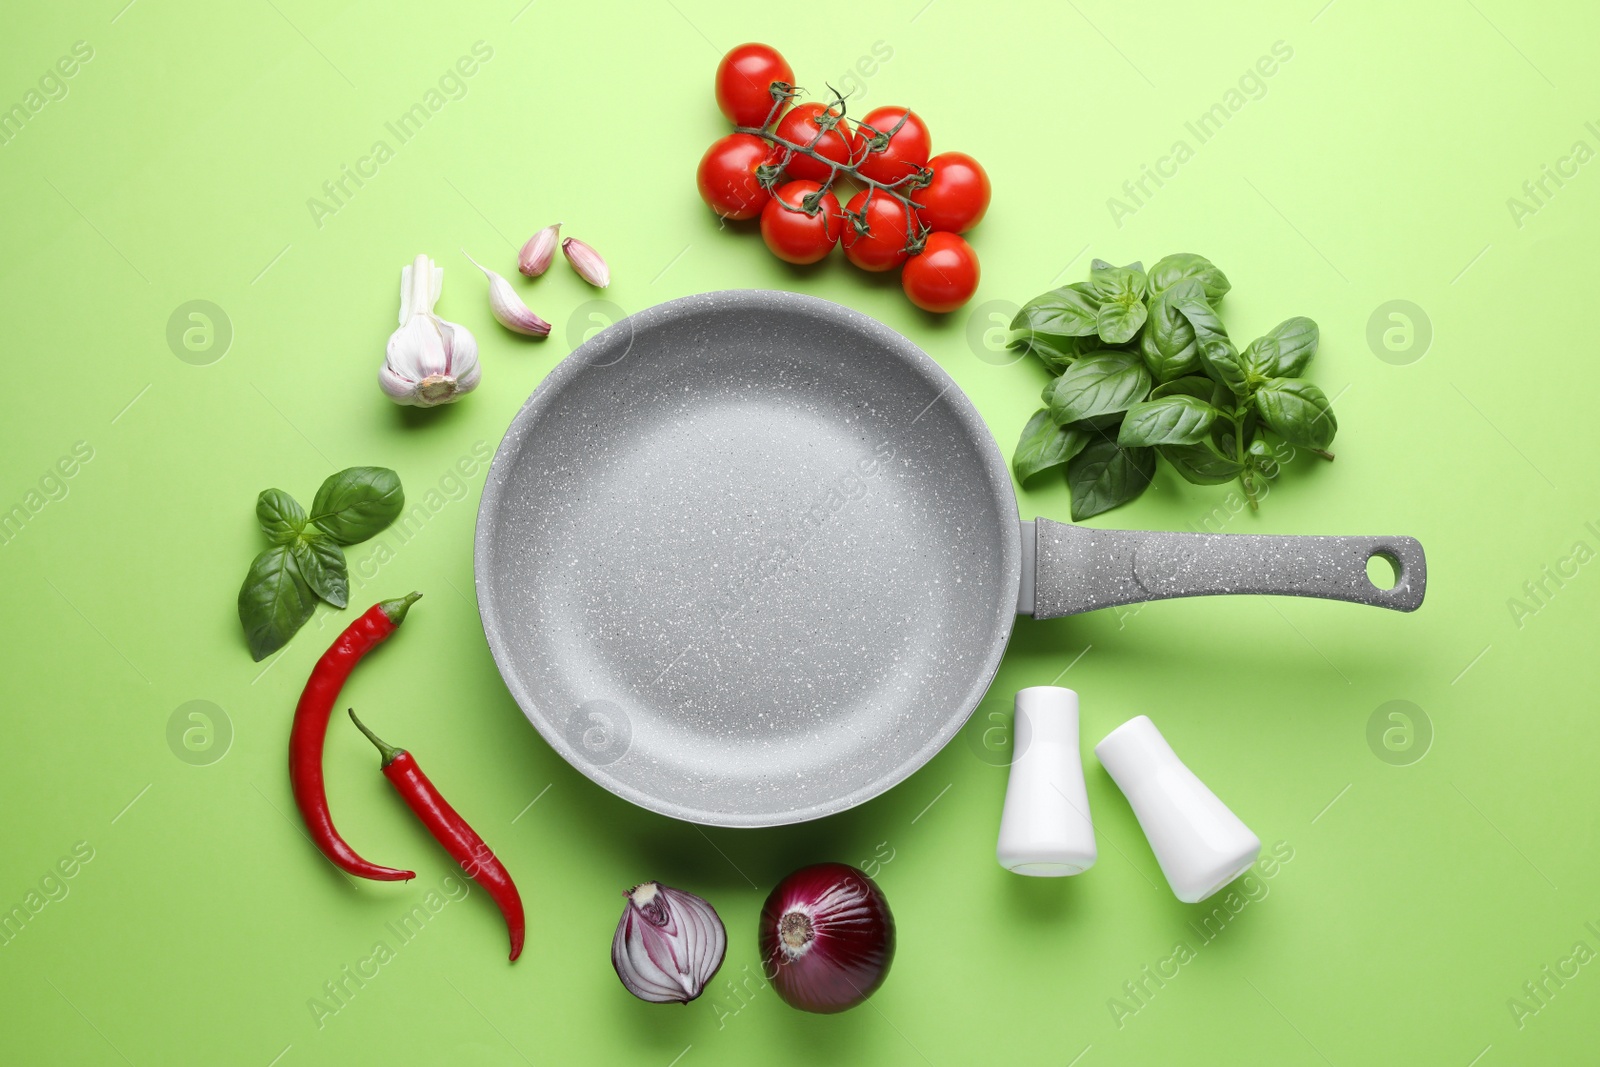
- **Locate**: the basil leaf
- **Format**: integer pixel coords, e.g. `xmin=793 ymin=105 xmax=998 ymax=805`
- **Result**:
xmin=1160 ymin=277 xmax=1204 ymax=302
xmin=1041 ymin=375 xmax=1065 ymax=407
xmin=309 ymin=466 xmax=405 ymax=545
xmin=1255 ymin=379 xmax=1338 ymax=449
xmin=1148 ymin=253 xmax=1231 ymax=300
xmin=1090 ymin=258 xmax=1144 ymax=274
xmin=1041 ymin=361 xmax=1102 ymax=408
xmin=1197 ymin=337 xmax=1249 ymax=396
xmin=1046 ymin=352 xmax=1152 ymax=425
xmin=1042 ymin=384 xmax=1129 ymax=433
xmin=1264 ymin=317 xmax=1319 ymax=377
xmin=1016 ymin=332 xmax=1095 ymax=374
xmin=1118 ymin=396 xmax=1219 ymax=447
xmin=1096 ymin=293 xmax=1148 ymax=346
xmin=238 ymin=544 xmax=318 ymax=661
xmin=1090 ymin=265 xmax=1150 ymax=345
xmin=1012 ymin=283 xmax=1102 ymax=340
xmin=1013 ymin=409 xmax=1088 ymax=481
xmin=291 ymin=531 xmax=349 ymax=609
xmin=1072 ymin=412 xmax=1125 ymax=432
xmin=1175 ymin=293 xmax=1229 ymax=345
xmin=1066 ymin=438 xmax=1156 ymax=521
xmin=1159 ymin=444 xmax=1245 ymax=485
xmin=1089 ymin=263 xmax=1148 ymax=302
xmin=1247 ymin=438 xmax=1284 ymax=480
xmin=256 ymin=489 xmax=307 ymax=544
xmin=1242 ymin=336 xmax=1281 ymax=383
xmin=1139 ymin=288 xmax=1201 ymax=381
xmin=1150 ymin=376 xmax=1216 ymax=402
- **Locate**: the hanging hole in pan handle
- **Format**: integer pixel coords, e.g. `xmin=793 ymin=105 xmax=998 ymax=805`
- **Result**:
xmin=1357 ymin=536 xmax=1426 ymax=611
xmin=1366 ymin=549 xmax=1401 ymax=591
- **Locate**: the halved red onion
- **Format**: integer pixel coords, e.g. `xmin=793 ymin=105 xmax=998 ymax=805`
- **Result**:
xmin=759 ymin=863 xmax=896 ymax=1013
xmin=611 ymin=882 xmax=726 ymax=1004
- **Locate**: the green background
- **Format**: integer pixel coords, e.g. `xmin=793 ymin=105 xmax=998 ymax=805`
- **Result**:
xmin=2 ymin=0 xmax=1595 ymax=1063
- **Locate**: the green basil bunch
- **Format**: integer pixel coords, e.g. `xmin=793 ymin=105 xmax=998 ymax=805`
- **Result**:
xmin=1010 ymin=254 xmax=1334 ymax=519
xmin=238 ymin=466 xmax=404 ymax=660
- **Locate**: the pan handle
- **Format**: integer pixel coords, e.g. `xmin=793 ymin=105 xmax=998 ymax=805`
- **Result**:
xmin=1022 ymin=518 xmax=1426 ymax=619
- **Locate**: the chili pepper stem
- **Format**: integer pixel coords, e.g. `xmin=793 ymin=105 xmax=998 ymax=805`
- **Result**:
xmin=378 ymin=591 xmax=423 ymax=626
xmin=348 ymin=708 xmax=404 ymax=767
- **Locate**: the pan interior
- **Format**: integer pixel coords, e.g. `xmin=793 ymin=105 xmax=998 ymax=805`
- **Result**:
xmin=476 ymin=292 xmax=1018 ymax=826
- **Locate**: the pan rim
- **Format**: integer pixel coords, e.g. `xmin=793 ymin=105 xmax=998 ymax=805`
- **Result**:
xmin=473 ymin=289 xmax=1021 ymax=827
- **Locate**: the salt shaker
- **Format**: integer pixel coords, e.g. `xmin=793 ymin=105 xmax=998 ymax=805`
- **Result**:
xmin=1095 ymin=715 xmax=1260 ymax=903
xmin=996 ymin=687 xmax=1098 ymax=876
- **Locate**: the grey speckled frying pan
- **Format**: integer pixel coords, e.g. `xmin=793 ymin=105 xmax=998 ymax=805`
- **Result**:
xmin=474 ymin=291 xmax=1425 ymax=828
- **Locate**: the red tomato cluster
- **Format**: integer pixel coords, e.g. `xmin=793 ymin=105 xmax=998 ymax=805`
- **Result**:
xmin=696 ymin=43 xmax=991 ymax=314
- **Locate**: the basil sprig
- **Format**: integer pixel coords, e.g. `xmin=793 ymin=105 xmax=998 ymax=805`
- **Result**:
xmin=1009 ymin=254 xmax=1333 ymax=519
xmin=238 ymin=466 xmax=404 ymax=660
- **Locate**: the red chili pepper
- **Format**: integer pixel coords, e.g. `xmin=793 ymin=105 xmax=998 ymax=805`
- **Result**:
xmin=348 ymin=708 xmax=526 ymax=962
xmin=289 ymin=593 xmax=423 ymax=883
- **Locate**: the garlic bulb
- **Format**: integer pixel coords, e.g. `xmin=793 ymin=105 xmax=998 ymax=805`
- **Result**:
xmin=518 ymin=223 xmax=560 ymax=277
xmin=462 ymin=250 xmax=551 ymax=337
xmin=611 ymin=882 xmax=726 ymax=1004
xmin=380 ymin=254 xmax=481 ymax=407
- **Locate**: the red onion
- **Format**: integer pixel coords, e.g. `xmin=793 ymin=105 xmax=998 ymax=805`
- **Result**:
xmin=611 ymin=882 xmax=726 ymax=1004
xmin=758 ymin=863 xmax=896 ymax=1013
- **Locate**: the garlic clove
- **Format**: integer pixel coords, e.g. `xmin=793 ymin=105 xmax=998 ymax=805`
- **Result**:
xmin=518 ymin=223 xmax=561 ymax=277
xmin=437 ymin=318 xmax=481 ymax=391
xmin=378 ymin=361 xmax=416 ymax=403
xmin=381 ymin=254 xmax=481 ymax=407
xmin=562 ymin=237 xmax=610 ymax=288
xmin=463 ymin=250 xmax=551 ymax=337
xmin=387 ymin=310 xmax=449 ymax=378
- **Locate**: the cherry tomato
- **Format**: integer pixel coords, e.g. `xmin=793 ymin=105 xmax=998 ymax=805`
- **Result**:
xmin=856 ymin=107 xmax=931 ymax=186
xmin=775 ymin=103 xmax=856 ymax=182
xmin=761 ymin=181 xmax=842 ymax=264
xmin=697 ymin=134 xmax=778 ymax=221
xmin=901 ymin=232 xmax=979 ymax=312
xmin=914 ymin=151 xmax=991 ymax=233
xmin=715 ymin=43 xmax=794 ymax=128
xmin=840 ymin=192 xmax=912 ymax=272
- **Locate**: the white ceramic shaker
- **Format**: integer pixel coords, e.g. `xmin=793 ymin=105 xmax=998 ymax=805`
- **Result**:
xmin=996 ymin=687 xmax=1098 ymax=876
xmin=1095 ymin=715 xmax=1260 ymax=903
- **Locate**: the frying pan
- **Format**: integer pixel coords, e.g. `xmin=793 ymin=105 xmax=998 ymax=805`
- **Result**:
xmin=474 ymin=290 xmax=1425 ymax=828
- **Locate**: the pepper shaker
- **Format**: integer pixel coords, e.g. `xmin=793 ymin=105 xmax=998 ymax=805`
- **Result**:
xmin=1095 ymin=715 xmax=1260 ymax=903
xmin=996 ymin=687 xmax=1098 ymax=876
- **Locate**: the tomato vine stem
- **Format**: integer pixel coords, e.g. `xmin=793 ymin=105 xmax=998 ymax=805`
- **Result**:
xmin=734 ymin=84 xmax=933 ymax=256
